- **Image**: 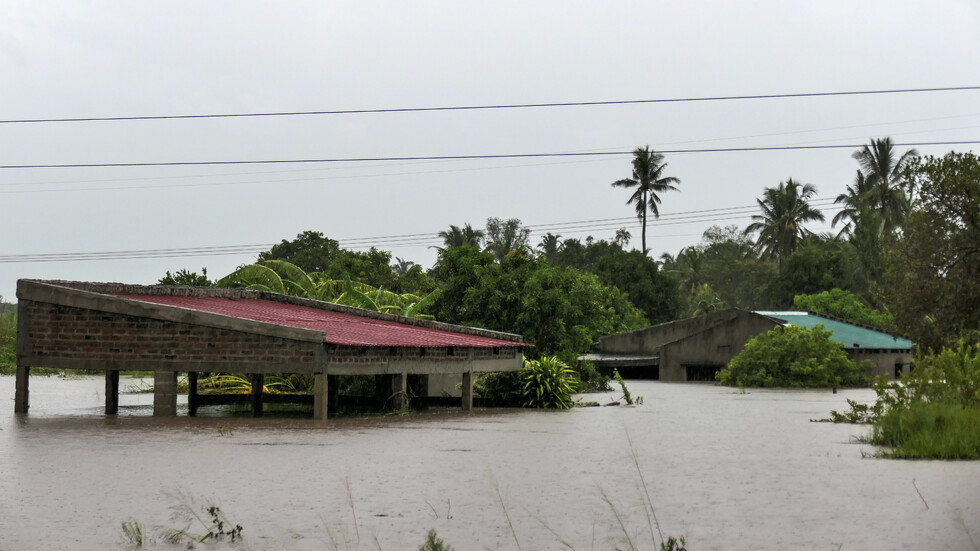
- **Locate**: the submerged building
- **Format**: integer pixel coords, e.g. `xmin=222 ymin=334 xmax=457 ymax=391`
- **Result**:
xmin=581 ymin=309 xmax=913 ymax=382
xmin=14 ymin=279 xmax=524 ymax=418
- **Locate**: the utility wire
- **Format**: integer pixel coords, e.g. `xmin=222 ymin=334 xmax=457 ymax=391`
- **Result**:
xmin=0 ymin=201 xmax=844 ymax=263
xmin=2 ymin=86 xmax=978 ymax=125
xmin=2 ymin=141 xmax=977 ymax=170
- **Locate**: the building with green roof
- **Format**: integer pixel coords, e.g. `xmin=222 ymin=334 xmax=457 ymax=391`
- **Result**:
xmin=582 ymin=309 xmax=913 ymax=382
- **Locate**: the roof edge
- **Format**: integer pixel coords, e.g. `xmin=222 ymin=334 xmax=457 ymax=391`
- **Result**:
xmin=18 ymin=279 xmax=524 ymax=345
xmin=17 ymin=279 xmax=326 ymax=344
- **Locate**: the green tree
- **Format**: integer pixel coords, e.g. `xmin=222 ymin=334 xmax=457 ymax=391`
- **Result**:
xmin=258 ymin=231 xmax=427 ymax=293
xmin=831 ymin=170 xmax=871 ymax=238
xmin=158 ymin=268 xmax=211 ymax=286
xmin=537 ymin=232 xmax=562 ymax=257
xmin=546 ymin=238 xmax=682 ymax=324
xmin=429 ymin=246 xmax=647 ymax=363
xmin=437 ymin=223 xmax=484 ymax=249
xmin=851 ymin=137 xmax=918 ymax=233
xmin=610 ymin=146 xmax=681 ymax=254
xmin=716 ymin=325 xmax=868 ymax=388
xmin=793 ymin=288 xmax=892 ymax=330
xmin=882 ymin=152 xmax=980 ymax=350
xmin=483 ymin=217 xmax=530 ymax=261
xmin=745 ymin=178 xmax=825 ymax=270
xmin=764 ymin=237 xmax=851 ymax=306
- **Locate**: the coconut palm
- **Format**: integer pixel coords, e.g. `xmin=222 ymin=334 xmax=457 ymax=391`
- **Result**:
xmin=831 ymin=170 xmax=871 ymax=238
xmin=437 ymin=223 xmax=484 ymax=250
xmin=851 ymin=137 xmax=918 ymax=232
xmin=537 ymin=233 xmax=563 ymax=256
xmin=610 ymin=146 xmax=681 ymax=254
xmin=745 ymin=178 xmax=825 ymax=270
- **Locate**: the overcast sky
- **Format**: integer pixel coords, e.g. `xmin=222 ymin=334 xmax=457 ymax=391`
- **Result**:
xmin=1 ymin=1 xmax=978 ymax=301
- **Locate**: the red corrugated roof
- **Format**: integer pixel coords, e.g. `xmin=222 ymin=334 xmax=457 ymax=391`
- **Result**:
xmin=115 ymin=295 xmax=520 ymax=348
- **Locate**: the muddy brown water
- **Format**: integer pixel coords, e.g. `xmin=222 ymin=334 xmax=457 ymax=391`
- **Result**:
xmin=1 ymin=376 xmax=977 ymax=550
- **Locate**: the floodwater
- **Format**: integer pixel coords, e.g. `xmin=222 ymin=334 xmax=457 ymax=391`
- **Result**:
xmin=0 ymin=376 xmax=978 ymax=551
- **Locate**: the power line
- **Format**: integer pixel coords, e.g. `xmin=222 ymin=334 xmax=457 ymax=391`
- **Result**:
xmin=0 ymin=200 xmax=845 ymax=264
xmin=2 ymin=86 xmax=978 ymax=125
xmin=5 ymin=111 xmax=977 ymax=189
xmin=2 ymin=141 xmax=976 ymax=170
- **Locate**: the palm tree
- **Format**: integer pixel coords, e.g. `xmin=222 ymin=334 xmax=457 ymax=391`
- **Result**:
xmin=611 ymin=146 xmax=681 ymax=254
xmin=744 ymin=178 xmax=825 ymax=270
xmin=436 ymin=223 xmax=484 ymax=250
xmin=851 ymin=137 xmax=918 ymax=232
xmin=537 ymin=233 xmax=562 ymax=256
xmin=831 ymin=170 xmax=871 ymax=238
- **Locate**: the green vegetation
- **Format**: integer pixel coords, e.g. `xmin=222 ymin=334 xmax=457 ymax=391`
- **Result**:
xmin=418 ymin=529 xmax=454 ymax=551
xmin=0 ymin=302 xmax=15 ymax=374
xmin=158 ymin=268 xmax=211 ymax=286
xmin=430 ymin=246 xmax=646 ymax=365
xmin=610 ymin=146 xmax=681 ymax=254
xmin=828 ymin=342 xmax=980 ymax=458
xmin=882 ymin=152 xmax=980 ymax=351
xmin=793 ymin=288 xmax=892 ymax=330
xmin=744 ymin=178 xmax=825 ymax=270
xmin=716 ymin=325 xmax=869 ymax=388
xmin=612 ymin=368 xmax=643 ymax=405
xmin=518 ymin=356 xmax=576 ymax=409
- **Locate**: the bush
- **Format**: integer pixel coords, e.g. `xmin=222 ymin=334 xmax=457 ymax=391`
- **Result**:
xmin=573 ymin=360 xmax=611 ymax=392
xmin=828 ymin=341 xmax=980 ymax=458
xmin=518 ymin=356 xmax=576 ymax=409
xmin=716 ymin=324 xmax=868 ymax=388
xmin=474 ymin=371 xmax=522 ymax=406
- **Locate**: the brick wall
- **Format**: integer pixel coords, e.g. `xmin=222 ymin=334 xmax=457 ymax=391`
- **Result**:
xmin=326 ymin=343 xmax=518 ymax=364
xmin=23 ymin=300 xmax=319 ymax=372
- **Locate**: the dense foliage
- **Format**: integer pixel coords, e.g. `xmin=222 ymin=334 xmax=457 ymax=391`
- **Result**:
xmin=716 ymin=325 xmax=869 ymax=388
xmin=882 ymin=152 xmax=980 ymax=350
xmin=546 ymin=238 xmax=682 ymax=323
xmin=429 ymin=246 xmax=647 ymax=364
xmin=832 ymin=342 xmax=980 ymax=458
xmin=793 ymin=289 xmax=892 ymax=330
xmin=258 ymin=231 xmax=434 ymax=294
xmin=158 ymin=268 xmax=212 ymax=286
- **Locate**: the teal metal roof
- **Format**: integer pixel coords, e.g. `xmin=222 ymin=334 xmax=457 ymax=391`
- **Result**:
xmin=755 ymin=311 xmax=913 ymax=350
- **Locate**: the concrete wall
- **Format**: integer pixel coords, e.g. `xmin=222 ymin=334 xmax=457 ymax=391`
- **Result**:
xmin=21 ymin=300 xmax=322 ymax=374
xmin=850 ymin=350 xmax=914 ymax=379
xmin=659 ymin=313 xmax=778 ymax=381
xmin=599 ymin=309 xmax=751 ymax=354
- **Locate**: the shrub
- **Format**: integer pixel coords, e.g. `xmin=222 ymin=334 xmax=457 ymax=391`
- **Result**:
xmin=474 ymin=371 xmax=521 ymax=406
xmin=574 ymin=360 xmax=611 ymax=392
xmin=518 ymin=356 xmax=576 ymax=409
xmin=828 ymin=341 xmax=980 ymax=458
xmin=716 ymin=324 xmax=868 ymax=388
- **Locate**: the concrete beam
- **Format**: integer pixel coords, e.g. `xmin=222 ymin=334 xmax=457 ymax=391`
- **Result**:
xmin=153 ymin=371 xmax=178 ymax=416
xmin=105 ymin=370 xmax=119 ymax=415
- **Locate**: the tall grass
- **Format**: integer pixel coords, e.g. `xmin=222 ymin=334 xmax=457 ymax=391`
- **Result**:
xmin=0 ymin=307 xmax=16 ymax=375
xmin=871 ymin=402 xmax=980 ymax=459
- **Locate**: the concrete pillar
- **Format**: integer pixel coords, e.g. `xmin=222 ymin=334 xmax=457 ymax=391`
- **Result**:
xmin=14 ymin=365 xmax=29 ymax=414
xmin=390 ymin=372 xmax=408 ymax=410
xmin=187 ymin=372 xmax=199 ymax=417
xmin=313 ymin=373 xmax=329 ymax=421
xmin=461 ymin=371 xmax=473 ymax=411
xmin=105 ymin=370 xmax=119 ymax=415
xmin=250 ymin=374 xmax=264 ymax=418
xmin=327 ymin=375 xmax=339 ymax=414
xmin=153 ymin=371 xmax=178 ymax=417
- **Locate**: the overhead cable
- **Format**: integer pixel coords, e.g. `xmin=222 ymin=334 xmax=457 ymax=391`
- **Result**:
xmin=2 ymin=86 xmax=978 ymax=125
